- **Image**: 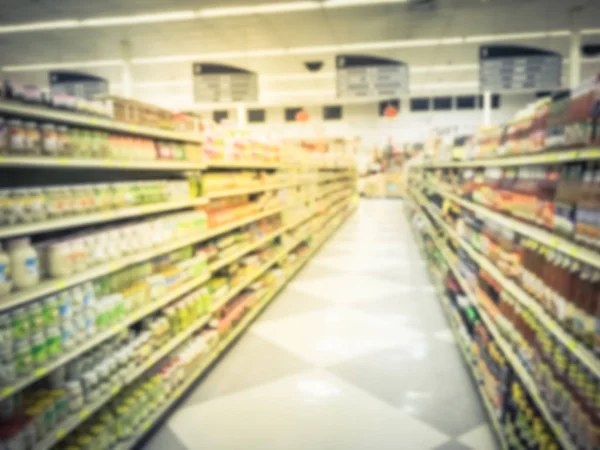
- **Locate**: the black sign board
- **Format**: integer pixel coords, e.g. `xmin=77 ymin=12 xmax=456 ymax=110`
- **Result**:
xmin=49 ymin=71 xmax=109 ymax=101
xmin=479 ymin=45 xmax=562 ymax=91
xmin=193 ymin=63 xmax=258 ymax=103
xmin=336 ymin=55 xmax=409 ymax=99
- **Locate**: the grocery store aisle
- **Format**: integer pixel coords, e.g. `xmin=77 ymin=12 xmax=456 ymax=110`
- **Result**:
xmin=143 ymin=200 xmax=499 ymax=450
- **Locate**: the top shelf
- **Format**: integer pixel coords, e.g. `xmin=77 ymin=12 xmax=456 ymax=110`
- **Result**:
xmin=417 ymin=148 xmax=600 ymax=169
xmin=0 ymin=101 xmax=203 ymax=144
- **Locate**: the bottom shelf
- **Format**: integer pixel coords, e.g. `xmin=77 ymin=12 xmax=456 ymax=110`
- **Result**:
xmin=116 ymin=202 xmax=356 ymax=450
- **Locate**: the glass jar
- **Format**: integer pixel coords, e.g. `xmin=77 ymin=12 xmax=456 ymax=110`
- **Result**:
xmin=7 ymin=119 xmax=26 ymax=155
xmin=56 ymin=125 xmax=71 ymax=156
xmin=41 ymin=123 xmax=58 ymax=157
xmin=24 ymin=121 xmax=41 ymax=155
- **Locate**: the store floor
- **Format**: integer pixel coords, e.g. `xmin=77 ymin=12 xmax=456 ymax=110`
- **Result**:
xmin=143 ymin=200 xmax=500 ymax=450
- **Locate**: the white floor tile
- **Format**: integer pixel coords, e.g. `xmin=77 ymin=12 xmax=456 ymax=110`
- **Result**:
xmin=457 ymin=424 xmax=499 ymax=450
xmin=290 ymin=273 xmax=414 ymax=304
xmin=434 ymin=329 xmax=456 ymax=344
xmin=252 ymin=307 xmax=426 ymax=365
xmin=170 ymin=370 xmax=449 ymax=450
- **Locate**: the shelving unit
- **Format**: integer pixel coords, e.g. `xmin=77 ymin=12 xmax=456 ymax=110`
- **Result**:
xmin=407 ymin=209 xmax=509 ymax=450
xmin=408 ymin=194 xmax=573 ymax=449
xmin=418 ymin=148 xmax=600 ymax=168
xmin=0 ymin=101 xmax=358 ymax=450
xmin=408 ymin=146 xmax=600 ymax=450
xmin=0 ymin=100 xmax=203 ymax=143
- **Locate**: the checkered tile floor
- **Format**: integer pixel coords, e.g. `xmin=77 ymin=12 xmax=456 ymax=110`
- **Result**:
xmin=143 ymin=200 xmax=500 ymax=450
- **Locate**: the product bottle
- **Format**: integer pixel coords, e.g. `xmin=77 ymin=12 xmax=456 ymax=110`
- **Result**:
xmin=7 ymin=237 xmax=40 ymax=289
xmin=0 ymin=243 xmax=12 ymax=295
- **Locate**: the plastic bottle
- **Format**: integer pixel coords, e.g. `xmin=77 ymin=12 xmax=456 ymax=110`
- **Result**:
xmin=7 ymin=238 xmax=40 ymax=289
xmin=0 ymin=243 xmax=12 ymax=296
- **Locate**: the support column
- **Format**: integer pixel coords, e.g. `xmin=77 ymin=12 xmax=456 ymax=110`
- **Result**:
xmin=236 ymin=104 xmax=247 ymax=128
xmin=483 ymin=90 xmax=492 ymax=126
xmin=569 ymin=30 xmax=581 ymax=89
xmin=121 ymin=40 xmax=133 ymax=98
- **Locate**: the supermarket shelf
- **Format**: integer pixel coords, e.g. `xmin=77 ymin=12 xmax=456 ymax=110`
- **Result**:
xmin=41 ymin=313 xmax=212 ymax=450
xmin=0 ymin=272 xmax=212 ymax=401
xmin=0 ymin=197 xmax=208 ymax=240
xmin=208 ymin=229 xmax=284 ymax=273
xmin=417 ymin=147 xmax=600 ymax=169
xmin=416 ymin=188 xmax=600 ymax=377
xmin=211 ymin=252 xmax=283 ymax=313
xmin=206 ymin=160 xmax=282 ymax=170
xmin=0 ymin=198 xmax=346 ymax=398
xmin=0 ymin=156 xmax=204 ymax=171
xmin=114 ymin=201 xmax=356 ymax=450
xmin=0 ymin=207 xmax=283 ymax=313
xmin=426 ymin=182 xmax=600 ymax=270
xmin=0 ymin=100 xmax=203 ymax=143
xmin=414 ymin=189 xmax=600 ymax=376
xmin=408 ymin=209 xmax=508 ymax=450
xmin=205 ymin=183 xmax=287 ymax=199
xmin=211 ymin=196 xmax=352 ymax=313
xmin=409 ymin=197 xmax=574 ymax=450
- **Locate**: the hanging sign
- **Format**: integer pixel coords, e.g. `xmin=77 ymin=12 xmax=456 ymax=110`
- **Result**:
xmin=193 ymin=63 xmax=258 ymax=103
xmin=336 ymin=55 xmax=409 ymax=99
xmin=479 ymin=45 xmax=562 ymax=91
xmin=49 ymin=71 xmax=109 ymax=101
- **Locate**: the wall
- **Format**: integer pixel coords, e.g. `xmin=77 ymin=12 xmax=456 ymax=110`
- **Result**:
xmin=241 ymin=93 xmax=537 ymax=148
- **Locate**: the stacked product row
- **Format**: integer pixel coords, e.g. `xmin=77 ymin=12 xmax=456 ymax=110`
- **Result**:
xmin=407 ymin=168 xmax=599 ymax=450
xmin=425 ymin=72 xmax=600 ymax=162
xmin=409 ymin=216 xmax=562 ymax=450
xmin=0 ymin=96 xmax=357 ymax=450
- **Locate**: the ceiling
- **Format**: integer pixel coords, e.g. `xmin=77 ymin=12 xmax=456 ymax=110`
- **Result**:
xmin=0 ymin=0 xmax=599 ymax=109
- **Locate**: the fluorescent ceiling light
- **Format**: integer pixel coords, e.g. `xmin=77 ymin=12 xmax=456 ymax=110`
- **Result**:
xmin=0 ymin=20 xmax=78 ymax=34
xmin=582 ymin=28 xmax=600 ymax=35
xmin=439 ymin=37 xmax=464 ymax=44
xmin=80 ymin=11 xmax=197 ymax=27
xmin=199 ymin=2 xmax=319 ymax=17
xmin=0 ymin=0 xmax=408 ymax=35
xmin=2 ymin=59 xmax=122 ymax=72
xmin=323 ymin=0 xmax=406 ymax=8
xmin=464 ymin=31 xmax=566 ymax=43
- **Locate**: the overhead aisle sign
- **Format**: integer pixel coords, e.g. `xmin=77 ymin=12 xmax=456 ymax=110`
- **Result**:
xmin=479 ymin=45 xmax=562 ymax=91
xmin=49 ymin=71 xmax=109 ymax=101
xmin=193 ymin=63 xmax=258 ymax=103
xmin=336 ymin=55 xmax=409 ymax=99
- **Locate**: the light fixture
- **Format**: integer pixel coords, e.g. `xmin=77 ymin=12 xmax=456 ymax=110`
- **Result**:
xmin=464 ymin=31 xmax=565 ymax=43
xmin=2 ymin=59 xmax=123 ymax=72
xmin=80 ymin=11 xmax=197 ymax=27
xmin=582 ymin=28 xmax=600 ymax=35
xmin=323 ymin=0 xmax=406 ymax=7
xmin=198 ymin=2 xmax=319 ymax=17
xmin=0 ymin=20 xmax=78 ymax=34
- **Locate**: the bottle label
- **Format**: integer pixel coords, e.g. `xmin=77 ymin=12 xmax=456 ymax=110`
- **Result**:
xmin=25 ymin=257 xmax=38 ymax=275
xmin=0 ymin=263 xmax=9 ymax=283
